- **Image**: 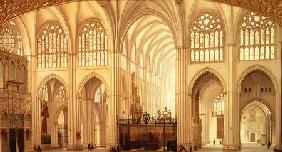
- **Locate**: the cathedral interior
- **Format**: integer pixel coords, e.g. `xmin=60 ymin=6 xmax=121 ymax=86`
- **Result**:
xmin=0 ymin=0 xmax=282 ymax=151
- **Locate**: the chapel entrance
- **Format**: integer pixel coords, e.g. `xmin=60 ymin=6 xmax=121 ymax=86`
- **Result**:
xmin=191 ymin=71 xmax=224 ymax=150
xmin=239 ymin=70 xmax=275 ymax=148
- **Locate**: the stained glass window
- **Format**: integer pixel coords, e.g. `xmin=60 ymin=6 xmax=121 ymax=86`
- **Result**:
xmin=78 ymin=20 xmax=108 ymax=66
xmin=190 ymin=12 xmax=224 ymax=63
xmin=37 ymin=23 xmax=68 ymax=68
xmin=240 ymin=12 xmax=275 ymax=61
xmin=0 ymin=21 xmax=23 ymax=56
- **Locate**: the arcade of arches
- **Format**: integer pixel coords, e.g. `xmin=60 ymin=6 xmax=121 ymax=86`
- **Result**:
xmin=0 ymin=0 xmax=281 ymax=151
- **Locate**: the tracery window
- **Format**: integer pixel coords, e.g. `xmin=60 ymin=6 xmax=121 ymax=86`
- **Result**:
xmin=37 ymin=24 xmax=68 ymax=68
xmin=54 ymin=85 xmax=65 ymax=102
xmin=78 ymin=20 xmax=108 ymax=66
xmin=212 ymin=94 xmax=224 ymax=117
xmin=0 ymin=21 xmax=23 ymax=56
xmin=240 ymin=12 xmax=276 ymax=61
xmin=190 ymin=12 xmax=224 ymax=62
xmin=40 ymin=85 xmax=49 ymax=101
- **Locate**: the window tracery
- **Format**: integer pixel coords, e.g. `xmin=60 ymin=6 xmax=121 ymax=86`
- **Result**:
xmin=240 ymin=12 xmax=276 ymax=61
xmin=37 ymin=24 xmax=68 ymax=68
xmin=190 ymin=12 xmax=224 ymax=63
xmin=0 ymin=21 xmax=23 ymax=56
xmin=40 ymin=85 xmax=49 ymax=102
xmin=78 ymin=20 xmax=108 ymax=67
xmin=54 ymin=85 xmax=65 ymax=102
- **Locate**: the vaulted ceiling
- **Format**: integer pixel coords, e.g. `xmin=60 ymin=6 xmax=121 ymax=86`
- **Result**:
xmin=0 ymin=0 xmax=282 ymax=27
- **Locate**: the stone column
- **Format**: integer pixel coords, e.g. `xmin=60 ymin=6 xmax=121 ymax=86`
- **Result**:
xmin=67 ymin=52 xmax=81 ymax=150
xmin=32 ymin=58 xmax=41 ymax=146
xmin=53 ymin=123 xmax=58 ymax=147
xmin=107 ymin=48 xmax=120 ymax=147
xmin=274 ymin=42 xmax=282 ymax=152
xmin=223 ymin=43 xmax=239 ymax=150
xmin=176 ymin=46 xmax=191 ymax=148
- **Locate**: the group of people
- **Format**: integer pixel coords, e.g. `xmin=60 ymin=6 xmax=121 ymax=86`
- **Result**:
xmin=87 ymin=143 xmax=95 ymax=150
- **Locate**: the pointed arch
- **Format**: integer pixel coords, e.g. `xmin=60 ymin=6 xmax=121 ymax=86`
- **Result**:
xmin=37 ymin=73 xmax=69 ymax=97
xmin=76 ymin=72 xmax=108 ymax=98
xmin=237 ymin=65 xmax=279 ymax=93
xmin=189 ymin=67 xmax=226 ymax=94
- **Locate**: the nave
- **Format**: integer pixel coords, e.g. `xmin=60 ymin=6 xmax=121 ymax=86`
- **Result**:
xmin=0 ymin=0 xmax=282 ymax=152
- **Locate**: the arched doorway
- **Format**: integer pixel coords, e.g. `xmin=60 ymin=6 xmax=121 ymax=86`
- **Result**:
xmin=239 ymin=70 xmax=275 ymax=149
xmin=240 ymin=101 xmax=271 ymax=145
xmin=38 ymin=78 xmax=68 ymax=148
xmin=79 ymin=76 xmax=107 ymax=148
xmin=191 ymin=70 xmax=224 ymax=150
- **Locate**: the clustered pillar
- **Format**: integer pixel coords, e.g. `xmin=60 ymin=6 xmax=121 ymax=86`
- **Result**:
xmin=176 ymin=46 xmax=191 ymax=148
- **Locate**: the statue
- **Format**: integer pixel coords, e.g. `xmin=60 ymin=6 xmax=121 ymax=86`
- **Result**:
xmin=41 ymin=101 xmax=49 ymax=135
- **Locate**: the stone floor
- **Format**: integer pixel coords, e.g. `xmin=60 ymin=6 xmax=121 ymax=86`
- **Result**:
xmin=197 ymin=143 xmax=273 ymax=152
xmin=41 ymin=143 xmax=274 ymax=152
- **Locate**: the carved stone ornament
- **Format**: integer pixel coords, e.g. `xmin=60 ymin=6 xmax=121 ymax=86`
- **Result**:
xmin=0 ymin=0 xmax=281 ymax=26
xmin=211 ymin=0 xmax=282 ymax=25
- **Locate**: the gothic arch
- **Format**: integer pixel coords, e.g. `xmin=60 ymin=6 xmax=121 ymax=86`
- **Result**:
xmin=76 ymin=72 xmax=109 ymax=98
xmin=188 ymin=67 xmax=226 ymax=94
xmin=36 ymin=21 xmax=69 ymax=42
xmin=237 ymin=65 xmax=279 ymax=93
xmin=37 ymin=73 xmax=69 ymax=98
xmin=240 ymin=97 xmax=274 ymax=120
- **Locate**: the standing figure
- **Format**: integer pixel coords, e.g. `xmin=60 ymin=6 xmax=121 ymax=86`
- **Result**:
xmin=41 ymin=102 xmax=49 ymax=135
